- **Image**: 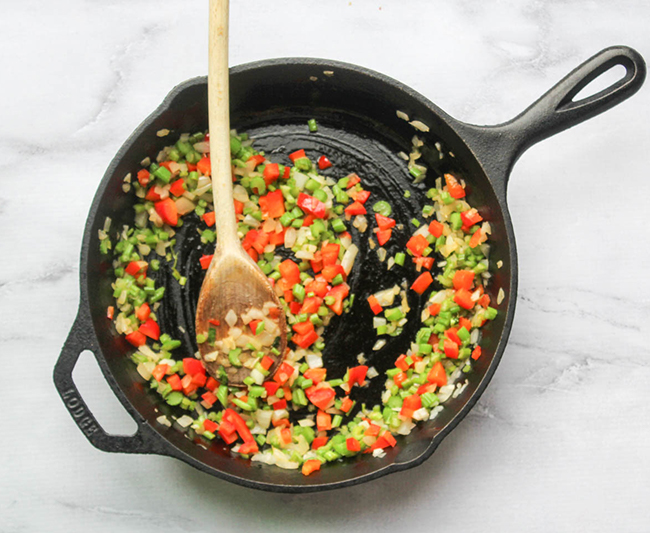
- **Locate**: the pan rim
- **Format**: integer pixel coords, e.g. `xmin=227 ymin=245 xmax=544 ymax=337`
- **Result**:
xmin=76 ymin=57 xmax=518 ymax=492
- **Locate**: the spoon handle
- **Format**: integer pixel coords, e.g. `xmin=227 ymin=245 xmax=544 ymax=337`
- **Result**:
xmin=208 ymin=0 xmax=238 ymax=252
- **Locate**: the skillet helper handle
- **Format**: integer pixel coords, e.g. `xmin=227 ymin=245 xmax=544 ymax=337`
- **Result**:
xmin=54 ymin=311 xmax=160 ymax=454
xmin=508 ymin=45 xmax=646 ymax=160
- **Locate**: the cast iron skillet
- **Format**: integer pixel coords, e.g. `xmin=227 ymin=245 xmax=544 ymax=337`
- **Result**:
xmin=54 ymin=46 xmax=645 ymax=493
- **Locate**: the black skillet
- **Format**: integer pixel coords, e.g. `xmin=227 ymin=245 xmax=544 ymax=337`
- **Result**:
xmin=54 ymin=46 xmax=645 ymax=492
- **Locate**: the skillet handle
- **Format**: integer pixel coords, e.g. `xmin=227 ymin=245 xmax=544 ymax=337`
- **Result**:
xmin=506 ymin=46 xmax=645 ymax=158
xmin=54 ymin=310 xmax=162 ymax=455
xmin=462 ymin=46 xmax=646 ymax=196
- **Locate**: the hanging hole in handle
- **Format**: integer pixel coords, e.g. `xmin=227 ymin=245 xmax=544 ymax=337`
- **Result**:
xmin=72 ymin=350 xmax=138 ymax=435
xmin=569 ymin=63 xmax=629 ymax=104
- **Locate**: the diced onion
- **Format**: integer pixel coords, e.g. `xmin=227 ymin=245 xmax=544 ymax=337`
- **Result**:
xmin=341 ymin=244 xmax=359 ymax=275
xmin=225 ymin=309 xmax=238 ymax=327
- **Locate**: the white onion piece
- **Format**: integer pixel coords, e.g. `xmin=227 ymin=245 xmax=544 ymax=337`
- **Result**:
xmin=193 ymin=141 xmax=210 ymax=153
xmin=233 ymin=184 xmax=249 ymax=203
xmin=225 ymin=309 xmax=238 ymax=327
xmin=341 ymin=244 xmax=359 ymax=275
xmin=175 ymin=197 xmax=195 ymax=216
xmin=306 ymin=353 xmax=323 ymax=368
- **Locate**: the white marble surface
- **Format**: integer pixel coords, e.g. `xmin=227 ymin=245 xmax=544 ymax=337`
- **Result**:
xmin=2 ymin=1 xmax=650 ymax=531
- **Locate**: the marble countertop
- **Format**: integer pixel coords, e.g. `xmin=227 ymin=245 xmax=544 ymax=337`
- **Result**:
xmin=2 ymin=1 xmax=649 ymax=531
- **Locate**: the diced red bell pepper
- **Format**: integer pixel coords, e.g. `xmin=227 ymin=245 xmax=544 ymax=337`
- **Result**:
xmin=152 ymin=363 xmax=168 ymax=382
xmin=472 ymin=346 xmax=483 ymax=360
xmin=205 ymin=377 xmax=219 ymax=392
xmin=301 ymin=459 xmax=322 ymax=476
xmin=445 ymin=173 xmax=465 ymax=199
xmin=348 ymin=365 xmax=368 ymax=389
xmin=259 ymin=355 xmax=274 ymax=371
xmin=461 ymin=208 xmax=483 ymax=228
xmin=444 ymin=338 xmax=459 ymax=359
xmin=259 ymin=189 xmax=285 ymax=219
xmin=428 ymin=303 xmax=441 ymax=316
xmin=292 ymin=321 xmax=315 ymax=336
xmin=367 ymin=295 xmax=383 ymax=315
xmin=202 ymin=211 xmax=216 ymax=227
xmin=406 ymin=234 xmax=429 ymax=257
xmin=289 ymin=149 xmax=306 ymax=162
xmin=278 ymin=259 xmax=301 ymax=286
xmin=125 ymin=330 xmax=147 ymax=347
xmin=344 ymin=201 xmax=366 ymax=216
xmin=427 ymin=361 xmax=447 ymax=387
xmin=264 ymin=381 xmax=280 ymax=397
xmin=312 ymin=436 xmax=328 ymax=450
xmin=192 ymin=374 xmax=207 ymax=387
xmin=234 ymin=199 xmax=244 ymax=215
xmin=138 ymin=318 xmax=160 ymax=340
xmin=376 ymin=229 xmax=392 ymax=246
xmin=411 ymin=271 xmax=433 ymax=294
xmin=417 ymin=382 xmax=437 ymax=395
xmin=383 ymin=432 xmax=397 ymax=447
xmin=145 ymin=187 xmax=163 ymax=202
xmin=452 ymin=270 xmax=475 ymax=290
xmin=300 ymin=296 xmax=322 ymax=315
xmin=297 ymin=193 xmax=327 ymax=218
xmin=154 ymin=198 xmax=178 ymax=226
xmin=365 ymin=423 xmax=381 ymax=437
xmin=223 ymin=408 xmax=255 ymax=443
xmin=478 ymin=294 xmax=491 ymax=308
xmin=413 ymin=257 xmax=435 ymax=270
xmin=219 ymin=427 xmax=238 ymax=445
xmin=317 ymin=155 xmax=332 ymax=169
xmin=289 ymin=301 xmax=302 ymax=314
xmin=248 ymin=154 xmax=265 ymax=167
xmin=321 ymin=264 xmax=346 ymax=283
xmin=355 ymin=190 xmax=371 ymax=204
xmin=375 ymin=213 xmax=396 ymax=230
xmin=106 ymin=306 xmax=114 ymax=320
xmin=282 ymin=166 xmax=291 ymax=179
xmin=321 ymin=243 xmax=340 ymax=266
xmin=459 ymin=317 xmax=472 ymax=332
xmin=393 ymin=371 xmax=407 ymax=388
xmin=197 ymin=156 xmax=211 ymax=176
xmin=167 ymin=374 xmax=182 ymax=391
xmin=469 ymin=228 xmax=485 ymax=248
xmin=305 ymin=386 xmax=336 ymax=410
xmin=125 ymin=261 xmax=148 ymax=278
xmin=346 ymin=438 xmax=361 ymax=452
xmin=316 ymin=410 xmax=332 ymax=431
xmin=428 ymin=219 xmax=444 ymax=238
xmin=292 ymin=329 xmax=318 ymax=349
xmin=305 ymin=279 xmax=330 ymax=298
xmin=303 ymin=368 xmax=327 ymax=385
xmin=201 ymin=391 xmax=217 ymax=407
xmin=186 ymin=162 xmax=197 ymax=172
xmin=268 ymin=228 xmax=286 ymax=245
xmin=446 ymin=327 xmax=462 ymax=346
xmin=238 ymin=441 xmax=259 ymax=455
xmin=169 ymin=179 xmax=185 ymax=197
xmin=345 ymin=174 xmax=361 ymax=188
xmin=203 ymin=419 xmax=218 ymax=433
xmin=137 ymin=169 xmax=150 ymax=187
xmin=400 ymin=394 xmax=422 ymax=419
xmin=454 ymin=288 xmax=475 ymax=310
xmin=325 ymin=283 xmax=349 ymax=315
xmin=273 ymin=362 xmax=295 ymax=386
xmin=340 ymin=396 xmax=354 ymax=413
xmin=273 ymin=399 xmax=287 ymax=410
xmin=183 ymin=358 xmax=205 ymax=376
xmin=263 ymin=163 xmax=280 ymax=184
xmin=199 ymin=254 xmax=213 ymax=270
xmin=395 ymin=354 xmax=410 ymax=371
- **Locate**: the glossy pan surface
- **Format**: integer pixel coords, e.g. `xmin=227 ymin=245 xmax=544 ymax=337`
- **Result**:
xmin=54 ymin=47 xmax=645 ymax=492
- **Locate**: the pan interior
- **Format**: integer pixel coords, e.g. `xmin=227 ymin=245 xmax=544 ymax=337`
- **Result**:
xmin=86 ymin=61 xmax=513 ymax=489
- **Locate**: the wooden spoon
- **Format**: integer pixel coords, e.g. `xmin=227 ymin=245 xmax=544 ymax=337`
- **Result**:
xmin=195 ymin=0 xmax=287 ymax=386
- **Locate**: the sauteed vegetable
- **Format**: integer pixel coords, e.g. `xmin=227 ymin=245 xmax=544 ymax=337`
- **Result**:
xmin=100 ymin=124 xmax=499 ymax=475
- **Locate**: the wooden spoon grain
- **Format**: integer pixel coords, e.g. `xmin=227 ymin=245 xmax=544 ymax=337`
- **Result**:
xmin=195 ymin=0 xmax=287 ymax=386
